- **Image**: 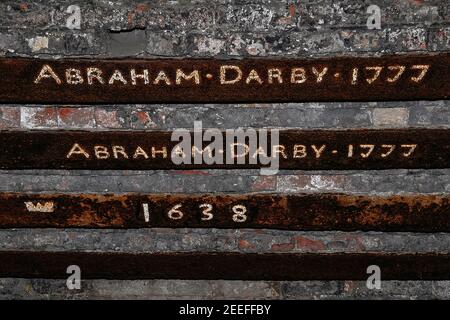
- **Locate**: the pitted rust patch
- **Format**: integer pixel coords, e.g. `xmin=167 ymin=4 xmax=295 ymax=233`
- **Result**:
xmin=0 ymin=192 xmax=448 ymax=232
xmin=0 ymin=54 xmax=448 ymax=103
xmin=0 ymin=129 xmax=448 ymax=170
xmin=0 ymin=251 xmax=449 ymax=280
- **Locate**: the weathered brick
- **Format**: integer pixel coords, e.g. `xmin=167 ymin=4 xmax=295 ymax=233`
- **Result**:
xmin=432 ymin=281 xmax=450 ymax=299
xmin=61 ymin=32 xmax=106 ymax=56
xmin=271 ymin=240 xmax=296 ymax=252
xmin=428 ymin=27 xmax=450 ymax=51
xmin=21 ymin=30 xmax=106 ymax=56
xmin=20 ymin=107 xmax=58 ymax=129
xmin=276 ymin=175 xmax=352 ymax=193
xmin=130 ymin=109 xmax=158 ymax=129
xmin=94 ymin=108 xmax=127 ymax=129
xmin=0 ymin=107 xmax=20 ymax=129
xmin=340 ymin=30 xmax=384 ymax=52
xmin=291 ymin=30 xmax=346 ymax=55
xmin=238 ymin=239 xmax=256 ymax=250
xmin=295 ymin=236 xmax=327 ymax=252
xmin=0 ymin=32 xmax=23 ymax=54
xmin=107 ymin=29 xmax=146 ymax=56
xmin=384 ymin=27 xmax=428 ymax=51
xmin=331 ymin=234 xmax=366 ymax=251
xmin=341 ymin=281 xmax=434 ymax=299
xmin=251 ymin=175 xmax=277 ymax=191
xmin=27 ymin=35 xmax=48 ymax=53
xmin=228 ymin=34 xmax=269 ymax=56
xmin=147 ymin=31 xmax=186 ymax=56
xmin=187 ymin=34 xmax=227 ymax=57
xmin=216 ymin=281 xmax=280 ymax=299
xmin=281 ymin=281 xmax=341 ymax=299
xmin=57 ymin=107 xmax=95 ymax=128
xmin=109 ymin=280 xmax=217 ymax=299
xmin=409 ymin=104 xmax=450 ymax=127
xmin=372 ymin=107 xmax=409 ymax=127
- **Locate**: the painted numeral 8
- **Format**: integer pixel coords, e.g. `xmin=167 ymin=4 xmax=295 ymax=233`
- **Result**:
xmin=232 ymin=205 xmax=247 ymax=223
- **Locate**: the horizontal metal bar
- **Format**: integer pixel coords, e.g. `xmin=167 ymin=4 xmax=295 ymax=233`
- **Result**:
xmin=0 ymin=129 xmax=448 ymax=170
xmin=0 ymin=54 xmax=448 ymax=103
xmin=1 ymin=193 xmax=449 ymax=232
xmin=1 ymin=251 xmax=449 ymax=280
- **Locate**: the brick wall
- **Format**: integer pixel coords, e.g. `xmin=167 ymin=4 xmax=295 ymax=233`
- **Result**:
xmin=0 ymin=0 xmax=449 ymax=299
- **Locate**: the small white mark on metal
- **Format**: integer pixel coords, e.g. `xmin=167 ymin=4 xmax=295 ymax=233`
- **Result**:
xmin=142 ymin=203 xmax=150 ymax=222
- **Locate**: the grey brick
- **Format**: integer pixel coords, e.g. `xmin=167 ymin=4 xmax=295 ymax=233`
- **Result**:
xmin=428 ymin=27 xmax=450 ymax=51
xmin=340 ymin=281 xmax=434 ymax=300
xmin=107 ymin=29 xmax=146 ymax=57
xmin=281 ymin=281 xmax=341 ymax=299
xmin=146 ymin=31 xmax=186 ymax=56
xmin=432 ymin=281 xmax=450 ymax=299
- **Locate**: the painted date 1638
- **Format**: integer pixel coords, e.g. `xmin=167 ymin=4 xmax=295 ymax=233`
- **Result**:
xmin=1 ymin=193 xmax=449 ymax=232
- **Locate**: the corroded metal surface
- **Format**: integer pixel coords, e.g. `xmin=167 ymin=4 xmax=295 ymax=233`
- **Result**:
xmin=1 ymin=251 xmax=449 ymax=280
xmin=0 ymin=54 xmax=448 ymax=103
xmin=1 ymin=193 xmax=449 ymax=232
xmin=0 ymin=129 xmax=448 ymax=170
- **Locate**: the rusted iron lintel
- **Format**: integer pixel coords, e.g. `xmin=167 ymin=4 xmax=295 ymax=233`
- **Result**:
xmin=2 ymin=193 xmax=449 ymax=232
xmin=0 ymin=129 xmax=448 ymax=170
xmin=1 ymin=251 xmax=450 ymax=280
xmin=0 ymin=54 xmax=448 ymax=103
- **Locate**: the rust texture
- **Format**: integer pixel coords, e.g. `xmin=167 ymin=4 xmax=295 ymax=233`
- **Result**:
xmin=0 ymin=54 xmax=448 ymax=103
xmin=1 ymin=192 xmax=449 ymax=232
xmin=0 ymin=129 xmax=448 ymax=170
xmin=0 ymin=251 xmax=449 ymax=280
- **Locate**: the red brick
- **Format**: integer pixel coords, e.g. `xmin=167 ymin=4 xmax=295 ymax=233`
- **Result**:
xmin=271 ymin=241 xmax=295 ymax=252
xmin=343 ymin=281 xmax=356 ymax=293
xmin=238 ymin=239 xmax=256 ymax=250
xmin=19 ymin=3 xmax=29 ymax=12
xmin=58 ymin=107 xmax=95 ymax=128
xmin=131 ymin=110 xmax=157 ymax=129
xmin=296 ymin=236 xmax=326 ymax=251
xmin=334 ymin=234 xmax=366 ymax=251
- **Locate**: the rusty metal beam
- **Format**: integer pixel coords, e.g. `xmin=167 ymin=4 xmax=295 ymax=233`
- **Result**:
xmin=1 ymin=251 xmax=449 ymax=280
xmin=0 ymin=129 xmax=448 ymax=170
xmin=0 ymin=54 xmax=448 ymax=103
xmin=1 ymin=193 xmax=449 ymax=232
